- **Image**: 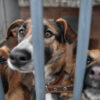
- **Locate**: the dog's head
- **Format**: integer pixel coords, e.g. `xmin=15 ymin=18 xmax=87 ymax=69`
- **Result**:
xmin=8 ymin=18 xmax=77 ymax=84
xmin=6 ymin=19 xmax=31 ymax=43
xmin=0 ymin=19 xmax=32 ymax=94
xmin=83 ymin=50 xmax=100 ymax=100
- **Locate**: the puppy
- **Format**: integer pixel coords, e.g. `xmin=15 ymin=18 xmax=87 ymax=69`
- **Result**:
xmin=7 ymin=18 xmax=77 ymax=100
xmin=0 ymin=19 xmax=33 ymax=100
xmin=83 ymin=50 xmax=100 ymax=100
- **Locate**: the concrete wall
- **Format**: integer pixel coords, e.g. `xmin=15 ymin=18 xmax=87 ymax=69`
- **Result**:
xmin=0 ymin=0 xmax=20 ymax=42
xmin=18 ymin=0 xmax=100 ymax=7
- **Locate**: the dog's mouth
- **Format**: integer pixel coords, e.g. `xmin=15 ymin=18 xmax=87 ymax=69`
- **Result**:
xmin=84 ymin=87 xmax=100 ymax=100
xmin=84 ymin=81 xmax=100 ymax=100
xmin=85 ymin=84 xmax=100 ymax=91
xmin=46 ymin=66 xmax=65 ymax=86
xmin=84 ymin=78 xmax=100 ymax=93
xmin=45 ymin=66 xmax=74 ymax=93
xmin=84 ymin=64 xmax=100 ymax=92
xmin=7 ymin=58 xmax=33 ymax=73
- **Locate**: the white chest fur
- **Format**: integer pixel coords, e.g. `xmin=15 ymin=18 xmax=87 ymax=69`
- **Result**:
xmin=46 ymin=93 xmax=53 ymax=100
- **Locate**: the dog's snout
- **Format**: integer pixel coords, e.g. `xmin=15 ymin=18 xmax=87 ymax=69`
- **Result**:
xmin=9 ymin=50 xmax=31 ymax=67
xmin=88 ymin=66 xmax=100 ymax=80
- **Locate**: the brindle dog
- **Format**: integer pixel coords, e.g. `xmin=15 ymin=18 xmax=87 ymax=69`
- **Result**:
xmin=7 ymin=18 xmax=77 ymax=100
xmin=8 ymin=18 xmax=100 ymax=100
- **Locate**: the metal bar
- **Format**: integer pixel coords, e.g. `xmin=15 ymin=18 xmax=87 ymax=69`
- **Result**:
xmin=30 ymin=0 xmax=45 ymax=100
xmin=73 ymin=0 xmax=93 ymax=100
xmin=0 ymin=76 xmax=5 ymax=100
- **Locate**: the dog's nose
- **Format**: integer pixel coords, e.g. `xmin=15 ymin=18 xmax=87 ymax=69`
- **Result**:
xmin=88 ymin=66 xmax=100 ymax=80
xmin=9 ymin=50 xmax=31 ymax=67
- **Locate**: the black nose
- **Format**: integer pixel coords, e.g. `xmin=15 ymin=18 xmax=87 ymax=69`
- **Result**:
xmin=9 ymin=50 xmax=31 ymax=67
xmin=88 ymin=66 xmax=100 ymax=80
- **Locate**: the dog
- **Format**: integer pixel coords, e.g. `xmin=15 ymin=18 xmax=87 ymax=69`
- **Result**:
xmin=83 ymin=50 xmax=100 ymax=100
xmin=61 ymin=49 xmax=100 ymax=100
xmin=0 ymin=19 xmax=33 ymax=100
xmin=7 ymin=18 xmax=77 ymax=100
xmin=0 ymin=46 xmax=33 ymax=100
xmin=8 ymin=18 xmax=100 ymax=100
xmin=0 ymin=19 xmax=25 ymax=94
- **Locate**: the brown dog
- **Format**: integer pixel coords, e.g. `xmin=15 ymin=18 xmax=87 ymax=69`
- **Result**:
xmin=83 ymin=50 xmax=100 ymax=100
xmin=8 ymin=18 xmax=100 ymax=100
xmin=7 ymin=18 xmax=77 ymax=100
xmin=62 ymin=49 xmax=100 ymax=100
xmin=0 ymin=46 xmax=33 ymax=100
xmin=0 ymin=19 xmax=33 ymax=100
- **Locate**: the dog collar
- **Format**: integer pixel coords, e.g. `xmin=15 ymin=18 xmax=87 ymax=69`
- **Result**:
xmin=46 ymin=85 xmax=73 ymax=93
xmin=46 ymin=71 xmax=73 ymax=93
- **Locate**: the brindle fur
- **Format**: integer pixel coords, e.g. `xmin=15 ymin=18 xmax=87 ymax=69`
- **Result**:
xmin=8 ymin=18 xmax=100 ymax=100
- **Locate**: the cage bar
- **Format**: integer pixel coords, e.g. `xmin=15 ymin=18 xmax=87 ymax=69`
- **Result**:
xmin=30 ymin=0 xmax=45 ymax=100
xmin=73 ymin=0 xmax=93 ymax=100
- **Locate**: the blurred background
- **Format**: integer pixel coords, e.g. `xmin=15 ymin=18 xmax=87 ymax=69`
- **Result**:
xmin=0 ymin=0 xmax=100 ymax=49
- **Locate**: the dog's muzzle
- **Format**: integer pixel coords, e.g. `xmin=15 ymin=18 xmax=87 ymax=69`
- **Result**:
xmin=84 ymin=63 xmax=100 ymax=89
xmin=9 ymin=50 xmax=31 ymax=68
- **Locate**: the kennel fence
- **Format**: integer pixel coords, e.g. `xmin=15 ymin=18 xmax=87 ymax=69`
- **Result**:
xmin=0 ymin=0 xmax=93 ymax=100
xmin=30 ymin=0 xmax=93 ymax=100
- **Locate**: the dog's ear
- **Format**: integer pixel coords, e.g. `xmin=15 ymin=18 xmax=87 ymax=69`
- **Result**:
xmin=6 ymin=19 xmax=24 ymax=40
xmin=56 ymin=18 xmax=77 ymax=44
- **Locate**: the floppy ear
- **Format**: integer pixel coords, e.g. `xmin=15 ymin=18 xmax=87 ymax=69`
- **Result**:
xmin=56 ymin=18 xmax=77 ymax=44
xmin=6 ymin=19 xmax=24 ymax=40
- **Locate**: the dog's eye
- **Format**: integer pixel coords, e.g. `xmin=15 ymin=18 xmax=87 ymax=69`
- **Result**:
xmin=19 ymin=29 xmax=25 ymax=36
xmin=87 ymin=56 xmax=93 ymax=65
xmin=45 ymin=31 xmax=53 ymax=38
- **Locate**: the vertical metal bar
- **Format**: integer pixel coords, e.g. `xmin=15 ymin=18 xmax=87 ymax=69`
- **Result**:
xmin=73 ymin=0 xmax=93 ymax=100
xmin=30 ymin=0 xmax=45 ymax=100
xmin=0 ymin=76 xmax=5 ymax=100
